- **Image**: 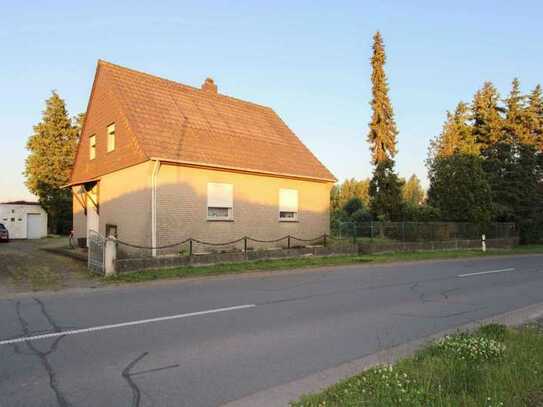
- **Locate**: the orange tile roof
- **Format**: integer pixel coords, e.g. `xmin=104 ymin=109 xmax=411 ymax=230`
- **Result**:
xmin=99 ymin=60 xmax=335 ymax=182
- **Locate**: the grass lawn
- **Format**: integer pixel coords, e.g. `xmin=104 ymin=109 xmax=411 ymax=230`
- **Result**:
xmin=291 ymin=324 xmax=543 ymax=407
xmin=106 ymin=244 xmax=543 ymax=284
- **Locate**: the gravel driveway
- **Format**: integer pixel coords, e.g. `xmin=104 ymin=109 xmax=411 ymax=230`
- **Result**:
xmin=0 ymin=237 xmax=100 ymax=295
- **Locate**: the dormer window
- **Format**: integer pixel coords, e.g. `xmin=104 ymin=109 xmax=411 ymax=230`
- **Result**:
xmin=89 ymin=135 xmax=96 ymax=160
xmin=107 ymin=123 xmax=116 ymax=152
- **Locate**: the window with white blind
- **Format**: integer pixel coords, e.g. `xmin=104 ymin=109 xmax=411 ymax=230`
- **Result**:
xmin=89 ymin=135 xmax=96 ymax=160
xmin=279 ymin=189 xmax=298 ymax=221
xmin=107 ymin=123 xmax=116 ymax=152
xmin=207 ymin=183 xmax=233 ymax=220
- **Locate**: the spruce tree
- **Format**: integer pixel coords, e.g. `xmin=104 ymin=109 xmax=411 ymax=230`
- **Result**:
xmin=367 ymin=31 xmax=403 ymax=220
xmin=483 ymin=142 xmax=542 ymax=241
xmin=527 ymin=84 xmax=543 ymax=151
xmin=428 ymin=154 xmax=492 ymax=226
xmin=369 ymin=159 xmax=404 ymax=221
xmin=24 ymin=91 xmax=79 ymax=233
xmin=368 ymin=31 xmax=398 ymax=164
xmin=504 ymin=78 xmax=531 ymax=145
xmin=429 ymin=101 xmax=478 ymax=162
xmin=471 ymin=82 xmax=504 ymax=151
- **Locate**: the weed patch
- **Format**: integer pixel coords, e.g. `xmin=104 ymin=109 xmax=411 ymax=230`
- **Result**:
xmin=292 ymin=324 xmax=543 ymax=407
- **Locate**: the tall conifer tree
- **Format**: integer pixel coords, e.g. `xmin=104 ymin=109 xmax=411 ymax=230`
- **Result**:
xmin=527 ymin=84 xmax=543 ymax=150
xmin=471 ymin=82 xmax=504 ymax=151
xmin=367 ymin=32 xmax=403 ymax=220
xmin=368 ymin=31 xmax=398 ymax=164
xmin=504 ymin=78 xmax=531 ymax=145
xmin=429 ymin=101 xmax=478 ymax=162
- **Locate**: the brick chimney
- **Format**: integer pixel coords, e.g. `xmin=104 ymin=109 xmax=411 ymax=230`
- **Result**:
xmin=201 ymin=77 xmax=218 ymax=94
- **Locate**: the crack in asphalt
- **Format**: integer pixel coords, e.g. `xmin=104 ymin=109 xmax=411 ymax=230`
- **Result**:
xmin=252 ymin=265 xmax=543 ymax=309
xmin=256 ymin=277 xmax=445 ymax=307
xmin=14 ymin=299 xmax=70 ymax=407
xmin=34 ymin=297 xmax=62 ymax=332
xmin=122 ymin=352 xmax=149 ymax=407
xmin=129 ymin=363 xmax=180 ymax=377
xmin=120 ymin=352 xmax=181 ymax=406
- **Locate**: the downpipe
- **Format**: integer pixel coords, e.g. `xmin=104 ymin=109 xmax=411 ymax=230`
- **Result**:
xmin=151 ymin=160 xmax=161 ymax=257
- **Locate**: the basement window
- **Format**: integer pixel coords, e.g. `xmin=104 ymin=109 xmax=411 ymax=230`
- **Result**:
xmin=107 ymin=123 xmax=115 ymax=152
xmin=89 ymin=135 xmax=96 ymax=160
xmin=279 ymin=189 xmax=298 ymax=221
xmin=207 ymin=183 xmax=233 ymax=220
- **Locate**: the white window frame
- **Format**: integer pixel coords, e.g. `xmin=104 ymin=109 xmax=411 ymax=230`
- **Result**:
xmin=107 ymin=123 xmax=116 ymax=152
xmin=207 ymin=183 xmax=234 ymax=221
xmin=89 ymin=135 xmax=96 ymax=160
xmin=278 ymin=188 xmax=298 ymax=222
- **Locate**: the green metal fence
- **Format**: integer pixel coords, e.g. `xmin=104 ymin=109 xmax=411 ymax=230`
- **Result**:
xmin=332 ymin=221 xmax=518 ymax=243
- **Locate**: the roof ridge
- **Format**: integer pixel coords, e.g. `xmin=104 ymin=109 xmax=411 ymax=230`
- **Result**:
xmin=98 ymin=59 xmax=273 ymax=112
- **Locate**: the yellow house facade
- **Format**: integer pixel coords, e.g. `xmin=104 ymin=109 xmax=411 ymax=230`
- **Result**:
xmin=69 ymin=61 xmax=335 ymax=256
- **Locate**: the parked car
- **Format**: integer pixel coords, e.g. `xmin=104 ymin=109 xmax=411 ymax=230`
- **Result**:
xmin=0 ymin=223 xmax=9 ymax=242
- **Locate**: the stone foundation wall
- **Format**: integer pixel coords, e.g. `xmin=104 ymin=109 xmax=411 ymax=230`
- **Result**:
xmin=115 ymin=243 xmax=357 ymax=274
xmin=114 ymin=238 xmax=518 ymax=274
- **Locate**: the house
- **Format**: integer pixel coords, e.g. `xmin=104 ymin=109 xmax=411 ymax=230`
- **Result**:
xmin=68 ymin=60 xmax=335 ymax=256
xmin=0 ymin=201 xmax=48 ymax=239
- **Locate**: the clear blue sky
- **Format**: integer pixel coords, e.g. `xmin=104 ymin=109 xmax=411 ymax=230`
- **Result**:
xmin=1 ymin=0 xmax=542 ymax=201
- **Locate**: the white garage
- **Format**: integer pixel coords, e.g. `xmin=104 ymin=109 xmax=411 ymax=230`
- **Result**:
xmin=0 ymin=201 xmax=48 ymax=239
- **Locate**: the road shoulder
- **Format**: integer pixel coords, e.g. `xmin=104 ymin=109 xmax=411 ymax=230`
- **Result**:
xmin=222 ymin=302 xmax=543 ymax=407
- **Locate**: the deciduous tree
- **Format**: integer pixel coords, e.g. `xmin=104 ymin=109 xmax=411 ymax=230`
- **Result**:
xmin=402 ymin=174 xmax=425 ymax=206
xmin=24 ymin=91 xmax=79 ymax=233
xmin=330 ymin=178 xmax=370 ymax=213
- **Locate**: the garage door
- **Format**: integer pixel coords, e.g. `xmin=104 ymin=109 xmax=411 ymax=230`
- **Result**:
xmin=26 ymin=214 xmax=42 ymax=239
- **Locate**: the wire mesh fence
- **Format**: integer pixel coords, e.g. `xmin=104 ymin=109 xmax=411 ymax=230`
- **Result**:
xmin=109 ymin=222 xmax=517 ymax=258
xmin=332 ymin=221 xmax=518 ymax=242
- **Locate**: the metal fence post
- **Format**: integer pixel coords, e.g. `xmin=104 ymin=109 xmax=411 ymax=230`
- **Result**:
xmin=189 ymin=239 xmax=193 ymax=256
xmin=323 ymin=233 xmax=327 ymax=247
xmin=244 ymin=236 xmax=248 ymax=252
xmin=287 ymin=235 xmax=291 ymax=249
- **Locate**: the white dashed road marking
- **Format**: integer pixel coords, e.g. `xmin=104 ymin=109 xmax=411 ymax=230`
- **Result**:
xmin=457 ymin=268 xmax=515 ymax=278
xmin=0 ymin=304 xmax=256 ymax=346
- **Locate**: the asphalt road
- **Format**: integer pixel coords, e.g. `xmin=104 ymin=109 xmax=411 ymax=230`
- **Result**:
xmin=1 ymin=254 xmax=543 ymax=407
